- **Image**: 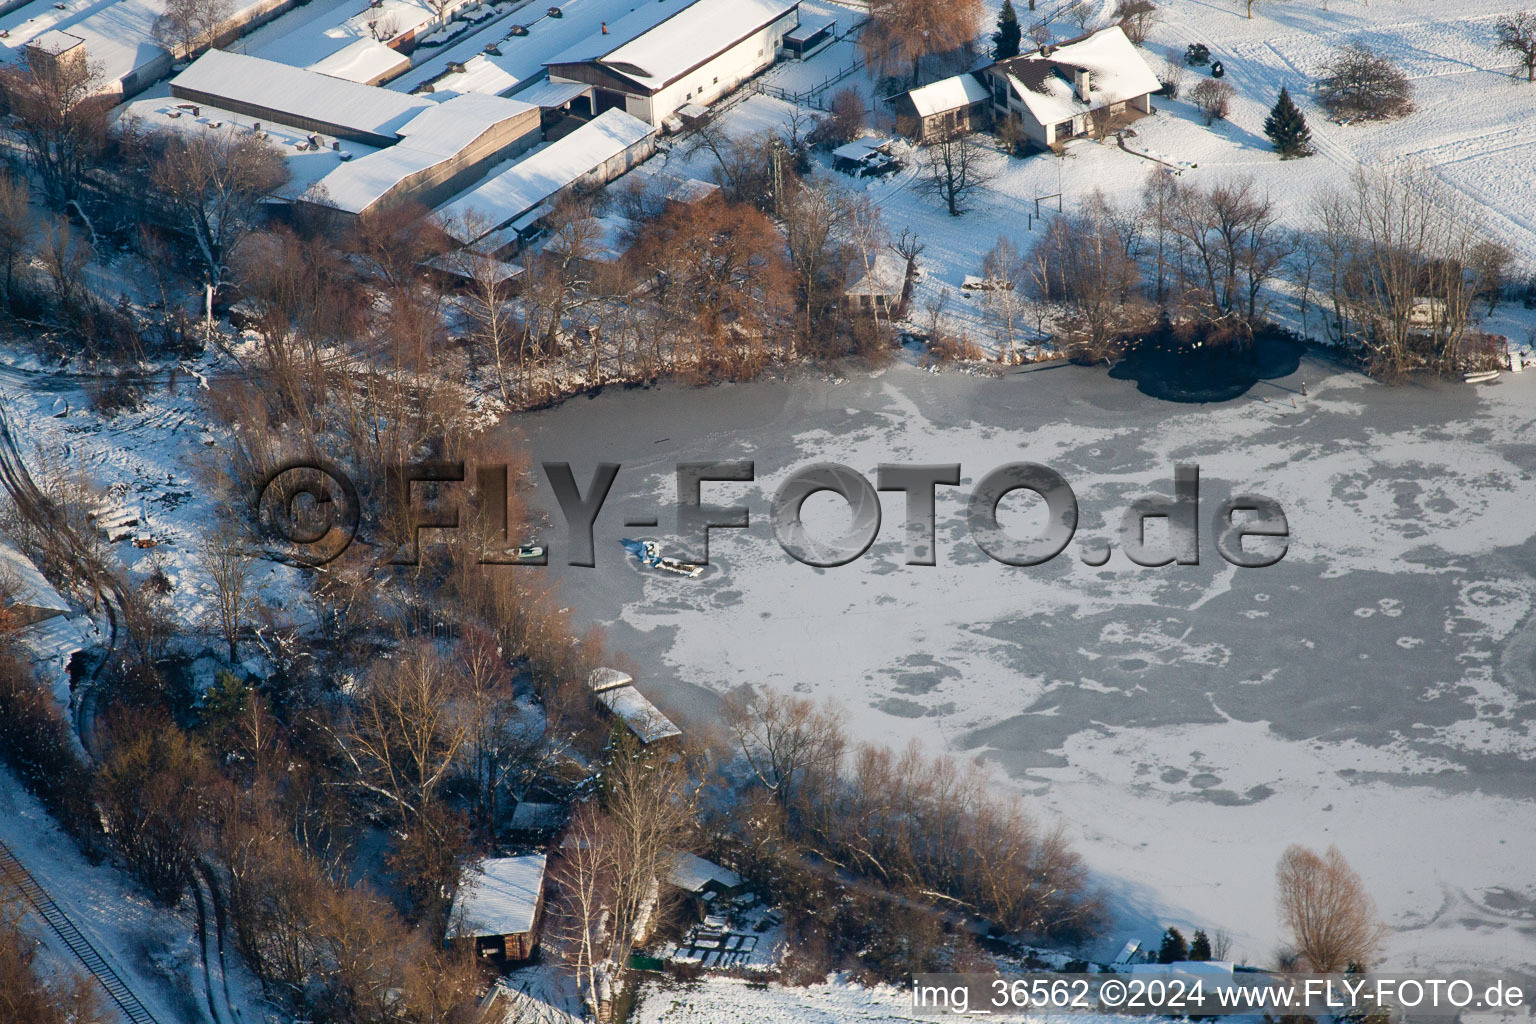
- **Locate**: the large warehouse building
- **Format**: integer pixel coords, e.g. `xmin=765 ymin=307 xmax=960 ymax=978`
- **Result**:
xmin=543 ymin=0 xmax=800 ymax=127
xmin=169 ymin=51 xmax=542 ymax=217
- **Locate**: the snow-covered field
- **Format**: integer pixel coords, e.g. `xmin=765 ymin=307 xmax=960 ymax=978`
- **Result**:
xmin=513 ymin=355 xmax=1536 ymax=980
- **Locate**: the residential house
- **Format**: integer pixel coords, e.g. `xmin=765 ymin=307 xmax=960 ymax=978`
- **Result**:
xmin=843 ymin=252 xmax=907 ymax=316
xmin=982 ymin=25 xmax=1160 ymax=149
xmin=886 ymin=72 xmax=990 ymax=143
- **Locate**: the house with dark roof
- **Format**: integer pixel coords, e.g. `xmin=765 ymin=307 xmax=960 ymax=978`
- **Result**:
xmin=982 ymin=26 xmax=1160 ymax=149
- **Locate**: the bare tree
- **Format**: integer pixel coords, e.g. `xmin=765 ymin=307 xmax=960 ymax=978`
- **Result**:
xmin=1312 ymin=164 xmax=1483 ymax=375
xmin=890 ymin=227 xmax=925 ymax=317
xmin=149 ymin=127 xmax=291 ymax=282
xmin=783 ymin=177 xmax=858 ymax=344
xmin=200 ymin=516 xmax=255 ymax=663
xmin=826 ymin=87 xmax=868 ymax=145
xmin=982 ymin=235 xmax=1029 ymax=360
xmin=1318 ymin=44 xmax=1414 ymax=121
xmin=1190 ymin=78 xmax=1235 ymax=123
xmin=1241 ymin=0 xmax=1287 ymax=18
xmin=1276 ymin=844 xmax=1384 ymax=971
xmin=35 ymin=215 xmax=92 ymax=312
xmin=1030 ymin=191 xmax=1143 ymax=360
xmin=0 ymin=51 xmax=110 ymax=208
xmin=332 ymin=644 xmax=470 ymax=826
xmin=0 ymin=890 xmax=104 ymax=1024
xmin=547 ymin=806 xmax=619 ymax=1017
xmin=447 ymin=212 xmax=520 ymax=405
xmin=1115 ymin=0 xmax=1159 ymax=44
xmin=0 ymin=173 xmax=33 ymax=308
xmin=601 ymin=738 xmax=698 ymax=963
xmin=95 ymin=715 xmax=216 ymax=904
xmin=722 ymin=690 xmax=845 ymax=809
xmin=1496 ymin=11 xmax=1536 ymax=82
xmin=917 ymin=132 xmax=993 ymax=216
xmin=861 ymin=0 xmax=982 ymax=85
xmin=152 ymin=0 xmax=232 ymax=58
xmin=1156 ymin=174 xmax=1290 ymax=326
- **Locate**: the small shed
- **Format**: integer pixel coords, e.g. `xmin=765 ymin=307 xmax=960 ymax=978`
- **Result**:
xmin=595 ymin=685 xmax=682 ymax=744
xmin=587 ymin=666 xmax=633 ymax=693
xmin=587 ymin=666 xmax=682 ymax=745
xmin=784 ymin=16 xmax=835 ymax=57
xmin=0 ymin=534 xmax=71 ymax=628
xmin=448 ymin=854 xmax=548 ymax=962
xmin=664 ymin=852 xmax=746 ymax=899
xmin=886 ymin=72 xmax=990 ymax=143
xmin=830 ymin=135 xmax=899 ymax=177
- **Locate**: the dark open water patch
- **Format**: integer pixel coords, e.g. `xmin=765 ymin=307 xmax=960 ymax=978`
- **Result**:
xmin=1109 ymin=329 xmax=1304 ymax=403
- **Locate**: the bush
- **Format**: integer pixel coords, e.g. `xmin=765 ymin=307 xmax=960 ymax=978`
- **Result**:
xmin=0 ymin=648 xmax=97 ymax=842
xmin=1191 ymin=79 xmax=1235 ymax=123
xmin=1317 ymin=44 xmax=1414 ymax=121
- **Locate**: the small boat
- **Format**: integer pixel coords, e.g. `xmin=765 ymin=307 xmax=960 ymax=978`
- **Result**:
xmin=514 ymin=544 xmax=545 ymax=561
xmin=1464 ymin=370 xmax=1499 ymax=384
xmin=619 ymin=538 xmax=704 ymax=578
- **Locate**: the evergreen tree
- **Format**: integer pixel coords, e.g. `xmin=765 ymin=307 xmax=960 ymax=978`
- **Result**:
xmin=1263 ymin=86 xmax=1313 ymax=158
xmin=1158 ymin=927 xmax=1188 ymax=964
xmin=993 ymin=0 xmax=1022 ymax=60
xmin=199 ymin=670 xmax=250 ymax=734
xmin=1189 ymin=929 xmax=1213 ymax=961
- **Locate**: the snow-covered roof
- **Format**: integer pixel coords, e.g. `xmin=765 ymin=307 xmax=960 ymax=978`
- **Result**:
xmin=0 ymin=534 xmax=70 ymax=617
xmin=439 ymin=109 xmax=656 ymax=243
xmin=450 ymin=854 xmax=548 ymax=938
xmin=509 ymin=801 xmax=564 ymax=830
xmin=587 ymin=666 xmax=634 ymax=692
xmin=16 ymin=613 xmax=91 ymax=671
xmin=844 ymin=252 xmax=906 ymax=297
xmin=995 ymin=26 xmax=1159 ymax=127
xmin=171 ymin=50 xmax=434 ymax=142
xmin=594 ymin=685 xmax=682 ymax=744
xmin=665 ymin=852 xmax=742 ymax=893
xmin=784 ymin=16 xmax=833 ymax=45
xmin=306 ymin=92 xmax=538 ymax=214
xmin=830 ymin=135 xmax=894 ymax=163
xmin=666 ymin=176 xmax=720 ymax=204
xmin=901 ymin=72 xmax=989 ymax=118
xmin=545 ymin=0 xmax=799 ymax=91
xmin=512 ymin=78 xmax=594 ymax=109
xmin=434 ymin=55 xmax=523 ymax=97
xmin=306 ymin=38 xmax=411 ymax=85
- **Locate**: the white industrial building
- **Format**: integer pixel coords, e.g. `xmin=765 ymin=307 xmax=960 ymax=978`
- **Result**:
xmin=439 ymin=108 xmax=656 ymax=246
xmin=543 ymin=0 xmax=800 ymax=127
xmin=167 ymin=51 xmax=543 ymax=217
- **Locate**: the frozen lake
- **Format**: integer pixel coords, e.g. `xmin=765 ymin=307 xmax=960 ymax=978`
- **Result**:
xmin=505 ymin=356 xmax=1536 ymax=977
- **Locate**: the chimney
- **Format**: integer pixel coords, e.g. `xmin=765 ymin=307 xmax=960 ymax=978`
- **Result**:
xmin=1073 ymin=67 xmax=1091 ymax=101
xmin=601 ymin=20 xmax=607 ymax=32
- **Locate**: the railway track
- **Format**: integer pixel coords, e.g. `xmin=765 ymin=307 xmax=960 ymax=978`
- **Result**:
xmin=0 ymin=837 xmax=162 ymax=1024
